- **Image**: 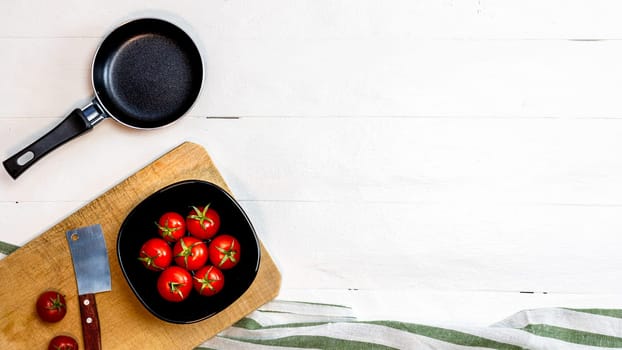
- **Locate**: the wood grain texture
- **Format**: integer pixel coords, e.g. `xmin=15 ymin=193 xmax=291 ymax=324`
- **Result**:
xmin=2 ymin=0 xmax=622 ymax=328
xmin=0 ymin=142 xmax=281 ymax=349
xmin=2 ymin=1 xmax=622 ymax=40
xmin=3 ymin=117 xmax=622 ymax=294
xmin=2 ymin=37 xmax=622 ymax=119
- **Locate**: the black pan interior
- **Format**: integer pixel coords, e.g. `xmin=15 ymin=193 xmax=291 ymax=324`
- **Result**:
xmin=93 ymin=19 xmax=203 ymax=128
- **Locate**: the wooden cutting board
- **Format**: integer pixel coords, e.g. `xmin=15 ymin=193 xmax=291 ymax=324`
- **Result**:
xmin=0 ymin=142 xmax=281 ymax=349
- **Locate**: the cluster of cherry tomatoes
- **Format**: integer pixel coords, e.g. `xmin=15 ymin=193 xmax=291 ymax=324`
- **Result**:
xmin=138 ymin=204 xmax=241 ymax=302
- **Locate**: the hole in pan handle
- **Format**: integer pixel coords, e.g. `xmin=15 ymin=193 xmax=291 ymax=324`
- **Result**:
xmin=2 ymin=100 xmax=105 ymax=179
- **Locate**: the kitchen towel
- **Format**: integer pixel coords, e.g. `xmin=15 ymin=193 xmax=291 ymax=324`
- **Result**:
xmin=198 ymin=300 xmax=622 ymax=350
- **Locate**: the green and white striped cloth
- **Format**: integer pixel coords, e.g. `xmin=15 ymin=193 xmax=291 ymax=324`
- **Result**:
xmin=2 ymin=242 xmax=620 ymax=350
xmin=198 ymin=300 xmax=622 ymax=350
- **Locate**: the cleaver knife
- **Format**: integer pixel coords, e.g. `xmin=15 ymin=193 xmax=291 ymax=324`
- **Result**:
xmin=66 ymin=224 xmax=112 ymax=350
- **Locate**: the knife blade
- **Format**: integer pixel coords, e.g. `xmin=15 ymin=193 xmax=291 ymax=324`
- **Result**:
xmin=66 ymin=224 xmax=111 ymax=350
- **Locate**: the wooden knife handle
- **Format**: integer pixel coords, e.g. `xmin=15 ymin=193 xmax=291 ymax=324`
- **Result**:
xmin=78 ymin=294 xmax=101 ymax=350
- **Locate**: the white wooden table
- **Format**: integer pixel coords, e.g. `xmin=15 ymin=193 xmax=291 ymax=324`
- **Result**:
xmin=1 ymin=1 xmax=621 ymax=327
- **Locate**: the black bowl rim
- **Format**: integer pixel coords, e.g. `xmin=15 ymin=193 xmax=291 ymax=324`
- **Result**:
xmin=116 ymin=179 xmax=261 ymax=324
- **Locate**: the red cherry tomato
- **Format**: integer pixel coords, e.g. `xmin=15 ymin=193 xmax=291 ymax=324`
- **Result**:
xmin=156 ymin=212 xmax=186 ymax=242
xmin=173 ymin=236 xmax=208 ymax=271
xmin=186 ymin=204 xmax=220 ymax=239
xmin=157 ymin=266 xmax=193 ymax=302
xmin=138 ymin=238 xmax=173 ymax=271
xmin=193 ymin=265 xmax=225 ymax=296
xmin=209 ymin=234 xmax=240 ymax=270
xmin=36 ymin=291 xmax=67 ymax=323
xmin=48 ymin=335 xmax=78 ymax=350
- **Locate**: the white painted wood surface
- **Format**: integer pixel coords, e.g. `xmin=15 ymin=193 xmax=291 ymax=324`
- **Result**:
xmin=2 ymin=1 xmax=622 ymax=326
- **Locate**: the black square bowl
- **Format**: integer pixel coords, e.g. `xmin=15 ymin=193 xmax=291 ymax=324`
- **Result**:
xmin=117 ymin=180 xmax=261 ymax=324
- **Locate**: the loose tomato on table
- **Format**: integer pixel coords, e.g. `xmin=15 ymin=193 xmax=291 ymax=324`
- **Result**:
xmin=186 ymin=204 xmax=220 ymax=239
xmin=193 ymin=265 xmax=225 ymax=296
xmin=156 ymin=212 xmax=186 ymax=242
xmin=48 ymin=335 xmax=78 ymax=350
xmin=36 ymin=291 xmax=67 ymax=323
xmin=157 ymin=266 xmax=193 ymax=302
xmin=138 ymin=238 xmax=173 ymax=271
xmin=209 ymin=234 xmax=240 ymax=270
xmin=173 ymin=236 xmax=208 ymax=271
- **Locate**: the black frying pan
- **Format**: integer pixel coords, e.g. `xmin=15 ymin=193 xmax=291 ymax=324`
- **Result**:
xmin=3 ymin=18 xmax=203 ymax=179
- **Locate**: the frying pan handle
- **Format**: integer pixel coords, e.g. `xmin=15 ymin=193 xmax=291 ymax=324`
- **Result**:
xmin=3 ymin=105 xmax=101 ymax=179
